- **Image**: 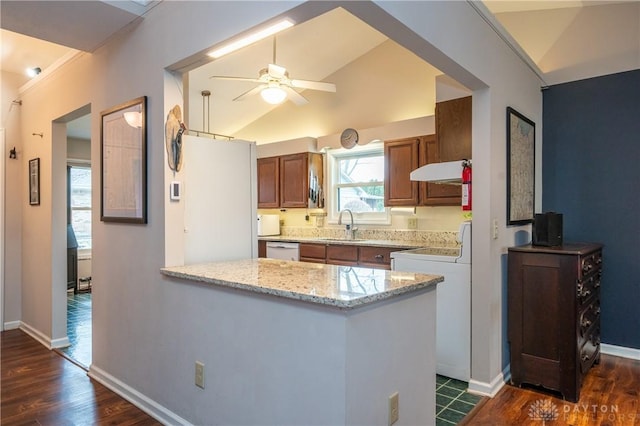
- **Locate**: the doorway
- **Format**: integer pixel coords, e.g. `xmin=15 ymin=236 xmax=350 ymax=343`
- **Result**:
xmin=54 ymin=109 xmax=93 ymax=369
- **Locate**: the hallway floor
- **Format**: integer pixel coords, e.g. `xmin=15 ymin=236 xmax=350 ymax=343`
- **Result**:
xmin=59 ymin=291 xmax=91 ymax=369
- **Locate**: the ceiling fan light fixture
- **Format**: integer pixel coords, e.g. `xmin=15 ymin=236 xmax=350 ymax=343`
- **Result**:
xmin=207 ymin=19 xmax=294 ymax=59
xmin=260 ymin=85 xmax=287 ymax=104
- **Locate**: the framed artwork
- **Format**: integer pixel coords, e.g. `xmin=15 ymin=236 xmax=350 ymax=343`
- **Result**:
xmin=506 ymin=107 xmax=535 ymax=225
xmin=29 ymin=157 xmax=40 ymax=206
xmin=100 ymin=96 xmax=147 ymax=223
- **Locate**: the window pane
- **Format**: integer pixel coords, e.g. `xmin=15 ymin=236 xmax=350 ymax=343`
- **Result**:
xmin=72 ymin=209 xmax=92 ymax=250
xmin=337 ymin=155 xmax=384 ymax=184
xmin=337 ymin=185 xmax=385 ymax=212
xmin=70 ymin=166 xmax=91 ymax=249
xmin=70 ymin=168 xmax=91 ymax=208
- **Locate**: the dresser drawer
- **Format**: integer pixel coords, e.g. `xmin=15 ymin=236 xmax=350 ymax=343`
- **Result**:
xmin=358 ymin=246 xmax=394 ymax=269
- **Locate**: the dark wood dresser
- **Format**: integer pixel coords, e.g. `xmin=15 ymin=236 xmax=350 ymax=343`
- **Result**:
xmin=507 ymin=242 xmax=603 ymax=402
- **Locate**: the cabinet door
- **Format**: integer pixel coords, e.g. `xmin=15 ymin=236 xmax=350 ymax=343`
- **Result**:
xmin=258 ymin=240 xmax=267 ymax=258
xmin=419 ymin=135 xmax=461 ymax=206
xmin=300 ymin=243 xmax=326 ymax=263
xmin=384 ymin=137 xmax=419 ymax=206
xmin=436 ymin=96 xmax=472 ymax=162
xmin=257 ymin=157 xmax=280 ymax=208
xmin=326 ymin=244 xmax=358 ymax=266
xmin=280 ymin=153 xmax=309 ymax=208
xmin=358 ymin=246 xmax=394 ymax=270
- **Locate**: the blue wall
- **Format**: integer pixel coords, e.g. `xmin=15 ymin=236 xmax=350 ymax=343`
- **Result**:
xmin=542 ymin=69 xmax=640 ymax=349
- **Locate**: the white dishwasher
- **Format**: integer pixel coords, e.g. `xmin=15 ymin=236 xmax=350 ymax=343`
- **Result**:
xmin=391 ymin=221 xmax=471 ymax=382
xmin=266 ymin=242 xmax=300 ymax=261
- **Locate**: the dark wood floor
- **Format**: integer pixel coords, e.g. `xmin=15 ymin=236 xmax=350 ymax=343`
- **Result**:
xmin=462 ymin=354 xmax=640 ymax=425
xmin=1 ymin=329 xmax=161 ymax=425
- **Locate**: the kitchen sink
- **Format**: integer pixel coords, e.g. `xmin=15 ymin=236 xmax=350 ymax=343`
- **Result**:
xmin=313 ymin=237 xmax=368 ymax=243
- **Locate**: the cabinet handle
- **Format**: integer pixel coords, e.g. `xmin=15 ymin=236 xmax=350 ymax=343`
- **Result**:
xmin=374 ymin=254 xmax=384 ymax=260
xmin=582 ymin=353 xmax=590 ymax=362
xmin=581 ymin=318 xmax=592 ymax=328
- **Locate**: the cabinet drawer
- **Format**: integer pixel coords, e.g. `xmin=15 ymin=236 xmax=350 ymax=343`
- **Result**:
xmin=300 ymin=243 xmax=326 ymax=259
xmin=580 ymin=325 xmax=600 ymax=374
xmin=579 ymin=299 xmax=600 ymax=338
xmin=579 ymin=251 xmax=603 ymax=279
xmin=577 ymin=270 xmax=601 ymax=304
xmin=358 ymin=246 xmax=394 ymax=269
xmin=327 ymin=245 xmax=358 ymax=264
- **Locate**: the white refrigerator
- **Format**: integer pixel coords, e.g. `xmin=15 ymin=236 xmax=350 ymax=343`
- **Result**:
xmin=182 ymin=135 xmax=257 ymax=264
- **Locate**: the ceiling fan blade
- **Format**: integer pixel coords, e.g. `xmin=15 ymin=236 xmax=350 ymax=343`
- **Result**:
xmin=290 ymin=79 xmax=336 ymax=92
xmin=282 ymin=86 xmax=308 ymax=106
xmin=233 ymin=85 xmax=265 ymax=102
xmin=268 ymin=63 xmax=287 ymax=79
xmin=210 ymin=76 xmax=263 ymax=83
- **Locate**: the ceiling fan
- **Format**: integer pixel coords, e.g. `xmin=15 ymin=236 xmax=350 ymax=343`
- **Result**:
xmin=209 ymin=38 xmax=336 ymax=106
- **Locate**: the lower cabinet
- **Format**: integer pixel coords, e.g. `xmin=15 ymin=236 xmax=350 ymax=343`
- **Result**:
xmin=300 ymin=243 xmax=395 ymax=270
xmin=507 ymin=242 xmax=603 ymax=402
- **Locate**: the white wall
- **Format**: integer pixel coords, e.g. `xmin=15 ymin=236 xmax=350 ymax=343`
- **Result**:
xmin=10 ymin=0 xmax=542 ymax=422
xmin=1 ymin=70 xmax=23 ymax=328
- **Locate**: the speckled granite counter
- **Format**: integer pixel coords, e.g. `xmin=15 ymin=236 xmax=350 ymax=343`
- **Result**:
xmin=161 ymin=258 xmax=442 ymax=309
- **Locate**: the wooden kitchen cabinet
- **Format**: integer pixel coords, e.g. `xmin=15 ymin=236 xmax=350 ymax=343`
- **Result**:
xmin=507 ymin=243 xmax=603 ymax=402
xmin=357 ymin=246 xmax=395 ymax=270
xmin=436 ymin=96 xmax=472 ymax=162
xmin=258 ymin=152 xmax=323 ymax=209
xmin=299 ymin=243 xmax=326 ymax=263
xmin=384 ymin=137 xmax=420 ymax=206
xmin=257 ymin=157 xmax=280 ymax=208
xmin=384 ymin=135 xmax=461 ymax=207
xmin=326 ymin=244 xmax=359 ymax=266
xmin=419 ymin=135 xmax=462 ymax=206
xmin=258 ymin=240 xmax=267 ymax=258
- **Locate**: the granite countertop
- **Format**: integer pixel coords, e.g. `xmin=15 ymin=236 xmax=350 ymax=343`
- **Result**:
xmin=161 ymin=258 xmax=443 ymax=309
xmin=259 ymin=235 xmax=428 ymax=249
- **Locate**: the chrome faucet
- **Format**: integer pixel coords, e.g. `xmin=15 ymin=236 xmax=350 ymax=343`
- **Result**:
xmin=338 ymin=209 xmax=358 ymax=240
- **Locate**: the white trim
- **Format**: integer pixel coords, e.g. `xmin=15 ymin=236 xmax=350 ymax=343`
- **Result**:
xmin=18 ymin=322 xmax=70 ymax=349
xmin=19 ymin=50 xmax=83 ymax=94
xmin=601 ymin=343 xmax=640 ymax=361
xmin=0 ymin=129 xmax=4 ymax=331
xmin=467 ymin=364 xmax=511 ymax=397
xmin=4 ymin=320 xmax=20 ymax=330
xmin=88 ymin=365 xmax=193 ymax=426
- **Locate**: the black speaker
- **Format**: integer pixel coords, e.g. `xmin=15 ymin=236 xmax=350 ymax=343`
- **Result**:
xmin=533 ymin=212 xmax=563 ymax=247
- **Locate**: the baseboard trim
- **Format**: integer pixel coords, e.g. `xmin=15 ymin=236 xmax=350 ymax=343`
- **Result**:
xmin=467 ymin=364 xmax=510 ymax=397
xmin=18 ymin=322 xmax=69 ymax=349
xmin=4 ymin=320 xmax=21 ymax=330
xmin=601 ymin=343 xmax=640 ymax=360
xmin=88 ymin=365 xmax=192 ymax=426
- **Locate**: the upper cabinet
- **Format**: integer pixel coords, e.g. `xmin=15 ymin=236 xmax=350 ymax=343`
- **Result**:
xmin=258 ymin=152 xmax=323 ymax=209
xmin=435 ymin=96 xmax=472 ymax=162
xmin=384 ymin=96 xmax=471 ymax=207
xmin=384 ymin=137 xmax=420 ymax=206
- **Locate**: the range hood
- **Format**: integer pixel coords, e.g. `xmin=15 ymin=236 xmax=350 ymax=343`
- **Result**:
xmin=410 ymin=160 xmax=470 ymax=184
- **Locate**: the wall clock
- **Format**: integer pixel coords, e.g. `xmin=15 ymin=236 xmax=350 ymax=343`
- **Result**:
xmin=340 ymin=128 xmax=359 ymax=149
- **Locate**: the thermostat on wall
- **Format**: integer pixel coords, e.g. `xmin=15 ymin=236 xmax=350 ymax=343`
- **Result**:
xmin=170 ymin=181 xmax=181 ymax=201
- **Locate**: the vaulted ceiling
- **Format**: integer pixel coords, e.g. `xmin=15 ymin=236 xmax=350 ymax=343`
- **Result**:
xmin=2 ymin=1 xmax=638 ymax=142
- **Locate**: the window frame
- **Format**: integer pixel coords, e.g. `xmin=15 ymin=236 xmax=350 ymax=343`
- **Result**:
xmin=326 ymin=143 xmax=390 ymax=225
xmin=68 ymin=160 xmax=92 ymax=254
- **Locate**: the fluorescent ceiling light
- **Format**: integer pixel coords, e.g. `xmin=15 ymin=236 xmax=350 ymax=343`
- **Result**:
xmin=207 ymin=19 xmax=294 ymax=59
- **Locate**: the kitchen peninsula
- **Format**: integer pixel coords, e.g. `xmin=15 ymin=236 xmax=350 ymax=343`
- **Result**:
xmin=161 ymin=258 xmax=442 ymax=425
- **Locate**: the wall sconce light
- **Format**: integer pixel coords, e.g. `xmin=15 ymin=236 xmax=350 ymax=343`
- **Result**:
xmin=26 ymin=67 xmax=42 ymax=78
xmin=9 ymin=147 xmax=17 ymax=159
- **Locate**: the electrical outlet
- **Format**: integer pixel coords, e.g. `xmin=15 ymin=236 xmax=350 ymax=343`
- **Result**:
xmin=407 ymin=217 xmax=418 ymax=229
xmin=388 ymin=392 xmax=399 ymax=425
xmin=492 ymin=218 xmax=499 ymax=240
xmin=195 ymin=361 xmax=205 ymax=389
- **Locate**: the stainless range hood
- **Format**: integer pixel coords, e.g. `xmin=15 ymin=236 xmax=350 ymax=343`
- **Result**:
xmin=410 ymin=160 xmax=470 ymax=184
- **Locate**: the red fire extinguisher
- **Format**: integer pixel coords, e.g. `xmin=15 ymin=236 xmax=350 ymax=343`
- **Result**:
xmin=462 ymin=159 xmax=472 ymax=211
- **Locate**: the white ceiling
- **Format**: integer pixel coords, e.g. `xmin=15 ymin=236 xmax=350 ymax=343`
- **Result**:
xmin=2 ymin=1 xmax=638 ymax=141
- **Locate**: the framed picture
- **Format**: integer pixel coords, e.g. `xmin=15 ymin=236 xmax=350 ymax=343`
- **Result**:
xmin=506 ymin=107 xmax=535 ymax=225
xmin=29 ymin=157 xmax=40 ymax=206
xmin=100 ymin=96 xmax=147 ymax=223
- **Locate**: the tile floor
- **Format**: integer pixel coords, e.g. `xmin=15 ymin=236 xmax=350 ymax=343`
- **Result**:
xmin=58 ymin=290 xmax=480 ymax=424
xmin=59 ymin=291 xmax=92 ymax=369
xmin=436 ymin=374 xmax=482 ymax=425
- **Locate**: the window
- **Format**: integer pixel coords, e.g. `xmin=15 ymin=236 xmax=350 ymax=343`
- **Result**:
xmin=69 ymin=166 xmax=92 ymax=250
xmin=327 ymin=144 xmax=389 ymax=224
